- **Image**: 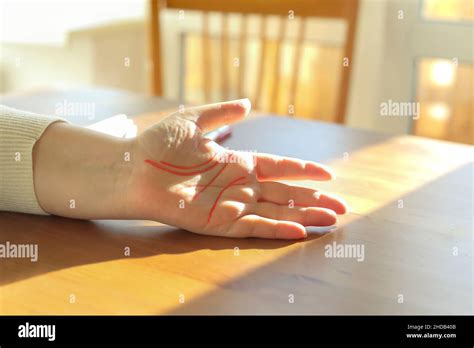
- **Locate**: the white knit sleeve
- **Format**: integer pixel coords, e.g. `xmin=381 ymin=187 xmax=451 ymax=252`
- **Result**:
xmin=0 ymin=105 xmax=68 ymax=215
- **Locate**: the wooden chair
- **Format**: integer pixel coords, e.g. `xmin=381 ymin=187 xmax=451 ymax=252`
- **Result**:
xmin=148 ymin=0 xmax=359 ymax=123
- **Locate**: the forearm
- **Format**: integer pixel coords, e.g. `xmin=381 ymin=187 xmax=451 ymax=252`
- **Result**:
xmin=33 ymin=122 xmax=135 ymax=219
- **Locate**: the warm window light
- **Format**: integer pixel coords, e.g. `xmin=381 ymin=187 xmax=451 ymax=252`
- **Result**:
xmin=423 ymin=0 xmax=474 ymax=21
xmin=427 ymin=103 xmax=451 ymax=120
xmin=430 ymin=60 xmax=456 ymax=86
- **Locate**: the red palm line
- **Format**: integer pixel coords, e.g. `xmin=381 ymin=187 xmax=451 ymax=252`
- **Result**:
xmin=207 ymin=176 xmax=247 ymax=223
xmin=178 ymin=182 xmax=247 ymax=190
xmin=192 ymin=163 xmax=229 ymax=201
xmin=160 ymin=152 xmax=219 ymax=170
xmin=144 ymin=159 xmax=219 ymax=176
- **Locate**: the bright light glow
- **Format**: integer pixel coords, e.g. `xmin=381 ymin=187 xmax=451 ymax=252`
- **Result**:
xmin=423 ymin=0 xmax=474 ymax=22
xmin=430 ymin=60 xmax=456 ymax=87
xmin=428 ymin=103 xmax=451 ymax=120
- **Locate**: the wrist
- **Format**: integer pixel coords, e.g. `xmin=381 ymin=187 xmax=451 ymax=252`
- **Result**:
xmin=111 ymin=137 xmax=138 ymax=218
xmin=33 ymin=123 xmax=136 ymax=219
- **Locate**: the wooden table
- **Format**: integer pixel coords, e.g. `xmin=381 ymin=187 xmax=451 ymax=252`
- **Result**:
xmin=1 ymin=90 xmax=472 ymax=314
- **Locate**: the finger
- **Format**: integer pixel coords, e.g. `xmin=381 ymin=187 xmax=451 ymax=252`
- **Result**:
xmin=255 ymin=153 xmax=334 ymax=181
xmin=185 ymin=99 xmax=251 ymax=132
xmin=229 ymin=214 xmax=307 ymax=239
xmin=253 ymin=202 xmax=337 ymax=226
xmin=259 ymin=182 xmax=347 ymax=214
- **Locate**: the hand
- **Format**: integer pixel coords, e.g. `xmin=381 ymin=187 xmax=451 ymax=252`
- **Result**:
xmin=126 ymin=100 xmax=347 ymax=239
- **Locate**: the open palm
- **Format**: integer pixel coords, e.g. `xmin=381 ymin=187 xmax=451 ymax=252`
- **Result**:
xmin=127 ymin=100 xmax=347 ymax=239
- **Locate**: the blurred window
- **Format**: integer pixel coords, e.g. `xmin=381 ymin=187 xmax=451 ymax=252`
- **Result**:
xmin=415 ymin=58 xmax=473 ymax=144
xmin=422 ymin=0 xmax=473 ymax=22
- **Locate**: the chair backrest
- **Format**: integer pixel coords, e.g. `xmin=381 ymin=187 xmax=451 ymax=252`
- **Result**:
xmin=148 ymin=0 xmax=359 ymax=123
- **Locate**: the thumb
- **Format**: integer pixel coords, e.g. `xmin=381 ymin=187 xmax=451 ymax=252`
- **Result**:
xmin=184 ymin=98 xmax=251 ymax=132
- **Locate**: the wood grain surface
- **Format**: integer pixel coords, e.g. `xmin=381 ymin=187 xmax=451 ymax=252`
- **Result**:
xmin=1 ymin=112 xmax=472 ymax=315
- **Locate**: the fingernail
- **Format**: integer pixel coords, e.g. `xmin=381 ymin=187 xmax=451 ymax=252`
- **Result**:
xmin=341 ymin=198 xmax=350 ymax=214
xmin=235 ymin=98 xmax=251 ymax=113
xmin=318 ymin=163 xmax=335 ymax=179
xmin=302 ymin=228 xmax=308 ymax=238
xmin=326 ymin=166 xmax=336 ymax=179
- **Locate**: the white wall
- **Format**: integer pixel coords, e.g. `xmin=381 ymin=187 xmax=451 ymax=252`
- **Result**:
xmin=345 ymin=0 xmax=388 ymax=131
xmin=1 ymin=38 xmax=93 ymax=92
xmin=0 ymin=0 xmax=146 ymax=45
